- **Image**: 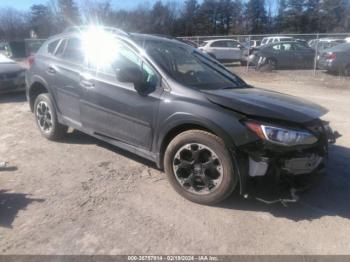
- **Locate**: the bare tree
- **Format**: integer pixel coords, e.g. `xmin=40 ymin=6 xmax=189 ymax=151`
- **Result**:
xmin=0 ymin=8 xmax=30 ymax=40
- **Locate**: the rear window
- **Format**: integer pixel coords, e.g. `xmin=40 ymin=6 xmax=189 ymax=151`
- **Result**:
xmin=48 ymin=39 xmax=60 ymax=54
xmin=55 ymin=39 xmax=67 ymax=56
xmin=211 ymin=41 xmax=226 ymax=47
xmin=61 ymin=37 xmax=84 ymax=64
xmin=261 ymin=38 xmax=268 ymax=44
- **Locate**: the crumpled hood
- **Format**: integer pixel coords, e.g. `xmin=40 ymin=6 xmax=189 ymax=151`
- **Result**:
xmin=203 ymin=87 xmax=328 ymax=124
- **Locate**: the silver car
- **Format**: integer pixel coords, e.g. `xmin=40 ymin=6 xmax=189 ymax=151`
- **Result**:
xmin=198 ymin=39 xmax=246 ymax=65
xmin=0 ymin=54 xmax=26 ymax=93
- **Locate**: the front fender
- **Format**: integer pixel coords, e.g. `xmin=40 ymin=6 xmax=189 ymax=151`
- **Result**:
xmin=156 ymin=112 xmax=237 ymax=153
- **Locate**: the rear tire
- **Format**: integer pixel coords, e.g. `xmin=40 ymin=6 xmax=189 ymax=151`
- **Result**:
xmin=240 ymin=60 xmax=247 ymax=66
xmin=34 ymin=93 xmax=67 ymax=141
xmin=259 ymin=58 xmax=276 ymax=72
xmin=164 ymin=130 xmax=238 ymax=205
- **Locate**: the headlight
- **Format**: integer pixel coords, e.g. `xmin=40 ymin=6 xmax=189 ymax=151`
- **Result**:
xmin=245 ymin=121 xmax=318 ymax=146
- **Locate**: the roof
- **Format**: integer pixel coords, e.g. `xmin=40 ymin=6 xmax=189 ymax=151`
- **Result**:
xmin=262 ymin=36 xmax=293 ymax=39
xmin=203 ymin=39 xmax=239 ymax=43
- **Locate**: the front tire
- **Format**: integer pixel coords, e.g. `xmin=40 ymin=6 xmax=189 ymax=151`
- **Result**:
xmin=259 ymin=58 xmax=276 ymax=72
xmin=34 ymin=93 xmax=67 ymax=140
xmin=164 ymin=130 xmax=238 ymax=205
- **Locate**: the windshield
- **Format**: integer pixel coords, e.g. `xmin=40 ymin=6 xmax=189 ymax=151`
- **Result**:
xmin=140 ymin=40 xmax=247 ymax=90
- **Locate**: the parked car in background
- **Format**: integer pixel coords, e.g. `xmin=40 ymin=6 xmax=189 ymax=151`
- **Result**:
xmin=179 ymin=39 xmax=198 ymax=48
xmin=243 ymin=39 xmax=261 ymax=48
xmin=0 ymin=41 xmax=12 ymax=58
xmin=344 ymin=37 xmax=350 ymax=43
xmin=249 ymin=41 xmax=315 ymax=70
xmin=0 ymin=54 xmax=26 ymax=93
xmin=198 ymin=39 xmax=247 ymax=65
xmin=318 ymin=43 xmax=350 ymax=75
xmin=309 ymin=38 xmax=346 ymax=53
xmin=260 ymin=36 xmax=294 ymax=46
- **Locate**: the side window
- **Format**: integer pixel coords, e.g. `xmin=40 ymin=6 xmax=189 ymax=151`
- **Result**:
xmin=47 ymin=39 xmax=60 ymax=55
xmin=272 ymin=44 xmax=281 ymax=50
xmin=211 ymin=41 xmax=226 ymax=47
xmin=93 ymin=41 xmax=158 ymax=87
xmin=61 ymin=37 xmax=84 ymax=64
xmin=226 ymin=41 xmax=239 ymax=48
xmin=55 ymin=39 xmax=67 ymax=57
xmin=281 ymin=43 xmax=292 ymax=51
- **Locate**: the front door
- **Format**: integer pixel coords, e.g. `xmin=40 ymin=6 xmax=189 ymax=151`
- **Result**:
xmin=79 ymin=40 xmax=162 ymax=150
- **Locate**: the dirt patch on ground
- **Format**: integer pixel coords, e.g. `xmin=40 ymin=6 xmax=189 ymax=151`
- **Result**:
xmin=0 ymin=69 xmax=350 ymax=254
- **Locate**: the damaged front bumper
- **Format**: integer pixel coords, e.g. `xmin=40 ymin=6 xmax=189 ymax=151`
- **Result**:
xmin=237 ymin=119 xmax=340 ymax=205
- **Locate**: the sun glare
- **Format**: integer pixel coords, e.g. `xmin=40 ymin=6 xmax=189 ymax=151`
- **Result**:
xmin=81 ymin=26 xmax=120 ymax=72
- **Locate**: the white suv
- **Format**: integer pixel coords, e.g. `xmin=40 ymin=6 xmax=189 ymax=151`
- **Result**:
xmin=198 ymin=39 xmax=246 ymax=64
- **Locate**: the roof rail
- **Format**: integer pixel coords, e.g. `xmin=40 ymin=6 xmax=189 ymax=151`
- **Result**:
xmin=63 ymin=26 xmax=129 ymax=36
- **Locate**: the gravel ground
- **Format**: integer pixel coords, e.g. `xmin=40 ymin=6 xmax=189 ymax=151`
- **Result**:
xmin=0 ymin=67 xmax=350 ymax=255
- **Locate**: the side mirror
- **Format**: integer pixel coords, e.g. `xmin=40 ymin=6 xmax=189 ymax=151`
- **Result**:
xmin=116 ymin=67 xmax=151 ymax=95
xmin=116 ymin=66 xmax=144 ymax=83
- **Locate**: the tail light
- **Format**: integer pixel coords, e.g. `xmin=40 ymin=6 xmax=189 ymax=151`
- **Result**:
xmin=28 ymin=55 xmax=35 ymax=67
xmin=325 ymin=52 xmax=336 ymax=60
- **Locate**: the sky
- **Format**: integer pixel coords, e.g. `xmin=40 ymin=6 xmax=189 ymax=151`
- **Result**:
xmin=0 ymin=0 xmax=163 ymax=10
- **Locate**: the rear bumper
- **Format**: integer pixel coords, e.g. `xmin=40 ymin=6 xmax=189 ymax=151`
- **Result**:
xmin=318 ymin=58 xmax=342 ymax=72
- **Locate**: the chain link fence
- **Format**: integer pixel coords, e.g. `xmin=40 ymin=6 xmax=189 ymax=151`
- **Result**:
xmin=24 ymin=38 xmax=46 ymax=57
xmin=178 ymin=33 xmax=350 ymax=78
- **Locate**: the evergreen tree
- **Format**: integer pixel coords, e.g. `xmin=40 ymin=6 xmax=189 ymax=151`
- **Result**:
xmin=284 ymin=0 xmax=305 ymax=33
xmin=182 ymin=0 xmax=199 ymax=36
xmin=304 ymin=0 xmax=321 ymax=33
xmin=245 ymin=0 xmax=268 ymax=34
xmin=30 ymin=4 xmax=53 ymax=37
xmin=57 ymin=0 xmax=80 ymax=28
xmin=320 ymin=0 xmax=348 ymax=32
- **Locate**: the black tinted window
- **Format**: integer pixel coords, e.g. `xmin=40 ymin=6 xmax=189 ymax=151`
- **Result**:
xmin=61 ymin=38 xmax=84 ymax=64
xmin=211 ymin=41 xmax=226 ymax=47
xmin=47 ymin=39 xmax=60 ymax=54
xmin=226 ymin=41 xmax=239 ymax=48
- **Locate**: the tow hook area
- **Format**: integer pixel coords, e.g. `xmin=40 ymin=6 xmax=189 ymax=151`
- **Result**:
xmin=252 ymin=188 xmax=300 ymax=207
xmin=243 ymin=160 xmax=325 ymax=206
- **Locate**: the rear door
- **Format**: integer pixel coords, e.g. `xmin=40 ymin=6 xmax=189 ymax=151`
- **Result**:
xmin=51 ymin=37 xmax=84 ymax=126
xmin=271 ymin=43 xmax=296 ymax=68
xmin=209 ymin=41 xmax=227 ymax=59
xmin=226 ymin=40 xmax=243 ymax=60
xmin=293 ymin=43 xmax=315 ymax=68
xmin=35 ymin=38 xmax=61 ymax=97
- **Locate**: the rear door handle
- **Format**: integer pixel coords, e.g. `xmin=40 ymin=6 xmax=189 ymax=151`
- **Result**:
xmin=47 ymin=67 xmax=56 ymax=74
xmin=80 ymin=79 xmax=95 ymax=89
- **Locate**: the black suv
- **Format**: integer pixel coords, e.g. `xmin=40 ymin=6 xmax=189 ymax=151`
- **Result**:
xmin=26 ymin=27 xmax=338 ymax=205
